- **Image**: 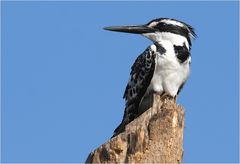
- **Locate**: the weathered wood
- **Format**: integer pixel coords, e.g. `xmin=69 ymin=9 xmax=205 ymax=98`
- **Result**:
xmin=86 ymin=94 xmax=185 ymax=163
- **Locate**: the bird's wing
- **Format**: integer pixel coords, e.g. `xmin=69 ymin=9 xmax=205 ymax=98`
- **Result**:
xmin=123 ymin=45 xmax=156 ymax=106
xmin=113 ymin=45 xmax=156 ymax=136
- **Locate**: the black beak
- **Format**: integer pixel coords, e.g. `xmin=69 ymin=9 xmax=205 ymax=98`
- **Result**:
xmin=104 ymin=25 xmax=155 ymax=34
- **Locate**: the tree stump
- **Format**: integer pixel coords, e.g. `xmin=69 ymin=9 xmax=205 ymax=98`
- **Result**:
xmin=86 ymin=94 xmax=185 ymax=163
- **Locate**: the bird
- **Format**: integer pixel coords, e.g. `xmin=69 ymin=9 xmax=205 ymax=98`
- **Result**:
xmin=104 ymin=18 xmax=196 ymax=137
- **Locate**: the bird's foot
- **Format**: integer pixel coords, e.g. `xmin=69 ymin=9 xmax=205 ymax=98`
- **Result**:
xmin=160 ymin=92 xmax=175 ymax=101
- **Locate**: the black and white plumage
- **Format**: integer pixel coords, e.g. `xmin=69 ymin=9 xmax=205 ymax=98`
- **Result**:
xmin=104 ymin=18 xmax=196 ymax=137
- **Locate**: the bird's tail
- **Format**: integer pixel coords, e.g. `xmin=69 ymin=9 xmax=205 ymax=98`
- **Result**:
xmin=111 ymin=104 xmax=138 ymax=138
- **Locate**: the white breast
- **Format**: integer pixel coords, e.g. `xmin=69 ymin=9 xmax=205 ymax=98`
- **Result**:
xmin=148 ymin=41 xmax=190 ymax=97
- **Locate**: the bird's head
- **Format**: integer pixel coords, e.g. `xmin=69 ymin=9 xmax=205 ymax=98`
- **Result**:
xmin=104 ymin=18 xmax=196 ymax=49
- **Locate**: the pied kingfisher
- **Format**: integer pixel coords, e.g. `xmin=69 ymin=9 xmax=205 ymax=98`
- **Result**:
xmin=104 ymin=18 xmax=196 ymax=137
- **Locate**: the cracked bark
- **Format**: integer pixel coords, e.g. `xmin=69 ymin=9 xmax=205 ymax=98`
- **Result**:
xmin=85 ymin=94 xmax=185 ymax=163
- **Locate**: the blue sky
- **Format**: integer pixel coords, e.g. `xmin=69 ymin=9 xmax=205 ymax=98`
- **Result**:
xmin=1 ymin=1 xmax=239 ymax=163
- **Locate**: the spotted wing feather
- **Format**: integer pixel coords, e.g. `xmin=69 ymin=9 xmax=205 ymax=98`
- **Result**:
xmin=113 ymin=45 xmax=156 ymax=136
